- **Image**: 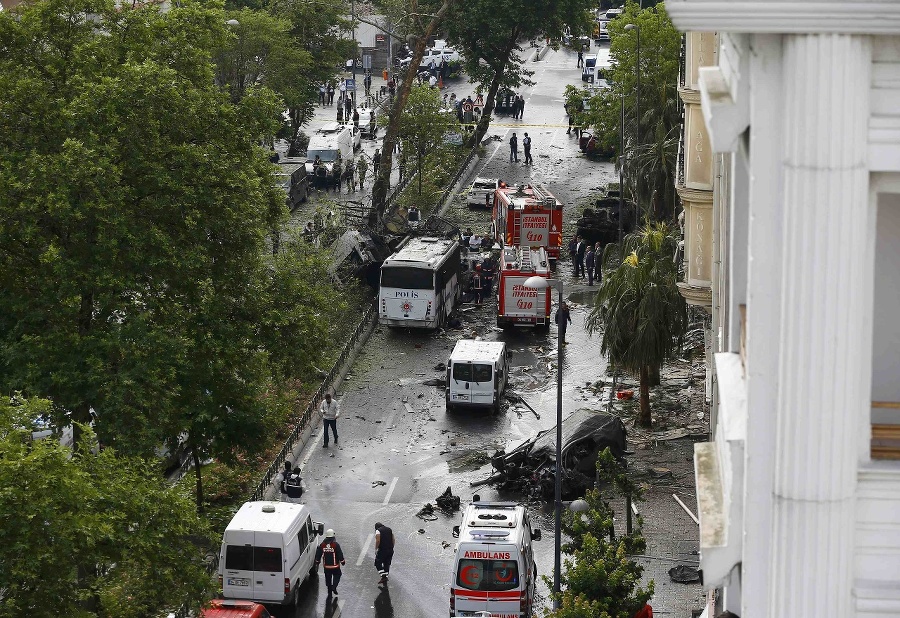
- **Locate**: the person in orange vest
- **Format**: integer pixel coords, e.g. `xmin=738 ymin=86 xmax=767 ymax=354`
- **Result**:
xmin=315 ymin=529 xmax=346 ymax=598
xmin=472 ymin=265 xmax=484 ymax=305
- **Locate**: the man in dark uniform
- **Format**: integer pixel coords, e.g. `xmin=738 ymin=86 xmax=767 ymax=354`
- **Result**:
xmin=374 ymin=522 xmax=395 ymax=585
xmin=315 ymin=529 xmax=346 ymax=598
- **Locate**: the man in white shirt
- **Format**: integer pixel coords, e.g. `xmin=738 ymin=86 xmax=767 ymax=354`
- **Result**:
xmin=429 ymin=74 xmax=438 ymax=88
xmin=321 ymin=392 xmax=340 ymax=448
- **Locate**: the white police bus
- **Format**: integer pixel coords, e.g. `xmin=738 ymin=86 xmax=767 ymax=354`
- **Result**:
xmin=379 ymin=237 xmax=461 ymax=329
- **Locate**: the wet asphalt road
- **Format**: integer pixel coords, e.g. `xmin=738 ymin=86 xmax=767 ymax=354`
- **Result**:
xmin=275 ymin=43 xmax=621 ymax=618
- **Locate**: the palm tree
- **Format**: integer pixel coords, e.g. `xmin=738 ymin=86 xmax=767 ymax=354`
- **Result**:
xmin=628 ymin=85 xmax=681 ymax=222
xmin=585 ymin=222 xmax=688 ymax=427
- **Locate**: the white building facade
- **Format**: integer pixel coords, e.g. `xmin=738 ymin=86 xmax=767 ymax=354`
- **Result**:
xmin=666 ymin=2 xmax=900 ymax=617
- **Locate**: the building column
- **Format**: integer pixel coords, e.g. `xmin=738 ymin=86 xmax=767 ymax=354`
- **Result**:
xmin=769 ymin=34 xmax=871 ymax=617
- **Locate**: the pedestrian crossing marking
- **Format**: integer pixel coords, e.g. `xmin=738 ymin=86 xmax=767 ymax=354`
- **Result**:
xmin=357 ymin=532 xmax=375 ymax=565
xmin=382 ymin=476 xmax=399 ymax=505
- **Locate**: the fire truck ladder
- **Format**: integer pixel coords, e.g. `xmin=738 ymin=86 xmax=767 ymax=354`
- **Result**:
xmin=519 ymin=246 xmax=534 ymax=272
xmin=512 ymin=213 xmax=521 ymax=247
xmin=536 ymin=289 xmax=547 ymax=325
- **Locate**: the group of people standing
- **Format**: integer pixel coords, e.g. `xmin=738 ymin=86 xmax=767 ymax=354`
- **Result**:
xmin=508 ymin=132 xmax=534 ymax=165
xmin=569 ymin=235 xmax=603 ymax=286
xmin=510 ymin=94 xmax=526 ymax=120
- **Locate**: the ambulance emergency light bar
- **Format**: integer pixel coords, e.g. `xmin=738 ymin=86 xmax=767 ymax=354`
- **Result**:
xmin=466 ymin=529 xmax=512 ymax=539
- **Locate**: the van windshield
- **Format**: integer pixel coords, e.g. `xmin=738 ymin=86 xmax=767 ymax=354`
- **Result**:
xmin=381 ymin=266 xmax=433 ymax=290
xmin=225 ymin=545 xmax=283 ymax=572
xmin=308 ymin=149 xmax=338 ymax=162
xmin=456 ymin=559 xmax=519 ymax=591
xmin=452 ymin=363 xmax=493 ymax=383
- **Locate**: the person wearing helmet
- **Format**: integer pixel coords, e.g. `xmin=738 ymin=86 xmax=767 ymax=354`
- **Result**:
xmin=374 ymin=522 xmax=395 ymax=585
xmin=315 ymin=529 xmax=346 ymax=598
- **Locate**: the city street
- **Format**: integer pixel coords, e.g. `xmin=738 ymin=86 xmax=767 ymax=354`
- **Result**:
xmin=273 ymin=43 xmax=703 ymax=618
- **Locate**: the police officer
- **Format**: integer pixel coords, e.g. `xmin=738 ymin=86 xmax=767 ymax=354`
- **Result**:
xmin=277 ymin=460 xmax=292 ymax=498
xmin=284 ymin=465 xmax=304 ymax=503
xmin=315 ymin=529 xmax=346 ymax=597
xmin=374 ymin=522 xmax=395 ymax=585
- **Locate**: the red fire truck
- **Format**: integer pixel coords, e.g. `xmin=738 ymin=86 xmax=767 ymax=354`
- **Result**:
xmin=491 ymin=184 xmax=563 ymax=261
xmin=497 ymin=245 xmax=552 ymax=328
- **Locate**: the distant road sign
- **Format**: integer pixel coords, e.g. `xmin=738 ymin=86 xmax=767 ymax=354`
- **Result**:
xmin=363 ymin=54 xmax=372 ymax=69
xmin=375 ymin=33 xmax=385 ymax=42
xmin=345 ymin=78 xmax=356 ymax=91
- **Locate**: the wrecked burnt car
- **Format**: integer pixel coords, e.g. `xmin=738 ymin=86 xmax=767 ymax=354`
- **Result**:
xmin=477 ymin=409 xmax=627 ymax=500
xmin=575 ymin=195 xmax=637 ymax=247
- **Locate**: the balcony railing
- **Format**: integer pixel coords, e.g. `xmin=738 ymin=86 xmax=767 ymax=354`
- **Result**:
xmin=872 ymin=401 xmax=900 ymax=460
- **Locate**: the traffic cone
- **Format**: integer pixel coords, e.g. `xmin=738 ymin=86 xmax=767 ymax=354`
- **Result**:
xmin=438 ymin=75 xmax=444 ymax=89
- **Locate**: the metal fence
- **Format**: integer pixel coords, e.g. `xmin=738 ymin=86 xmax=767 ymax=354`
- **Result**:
xmin=249 ymin=299 xmax=377 ymax=502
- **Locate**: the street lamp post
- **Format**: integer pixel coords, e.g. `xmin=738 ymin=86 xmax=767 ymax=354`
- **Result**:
xmin=619 ymin=94 xmax=625 ymax=254
xmin=624 ymin=23 xmax=640 ymax=225
xmin=523 ymin=275 xmax=564 ymax=609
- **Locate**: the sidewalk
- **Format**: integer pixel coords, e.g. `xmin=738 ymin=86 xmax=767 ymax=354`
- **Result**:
xmin=563 ymin=270 xmax=708 ymax=617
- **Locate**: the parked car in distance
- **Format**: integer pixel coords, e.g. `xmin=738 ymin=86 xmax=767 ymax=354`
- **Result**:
xmin=201 ymin=599 xmax=271 ymax=618
xmin=355 ymin=105 xmax=378 ymax=139
xmin=467 ymin=177 xmax=500 ymax=207
xmin=399 ymin=45 xmax=461 ymax=70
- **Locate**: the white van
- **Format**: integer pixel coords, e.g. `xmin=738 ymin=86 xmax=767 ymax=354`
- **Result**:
xmin=305 ymin=123 xmax=355 ymax=176
xmin=446 ymin=340 xmax=509 ymax=413
xmin=219 ymin=502 xmax=324 ymax=607
xmin=450 ymin=501 xmax=542 ymax=618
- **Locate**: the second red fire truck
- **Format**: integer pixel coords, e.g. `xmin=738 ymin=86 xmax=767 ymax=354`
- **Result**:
xmin=496 ymin=245 xmax=551 ymax=328
xmin=491 ymin=184 xmax=564 ymax=262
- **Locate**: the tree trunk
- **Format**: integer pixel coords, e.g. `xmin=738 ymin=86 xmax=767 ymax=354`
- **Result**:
xmin=370 ymin=0 xmax=456 ymax=225
xmin=637 ymin=364 xmax=652 ymax=427
xmin=193 ymin=448 xmax=205 ymax=513
xmin=470 ymin=29 xmax=519 ymax=147
xmin=648 ymin=362 xmax=660 ymax=387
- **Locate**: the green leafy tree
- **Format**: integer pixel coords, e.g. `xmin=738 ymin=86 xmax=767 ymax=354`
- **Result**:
xmin=562 ymin=449 xmax=645 ymax=555
xmin=580 ymin=2 xmax=681 ymax=221
xmin=446 ymin=0 xmax=592 ymax=146
xmin=397 ymin=84 xmax=459 ymax=195
xmin=370 ymin=0 xmax=458 ymax=224
xmin=548 ymin=449 xmax=652 ymax=618
xmin=585 ymin=223 xmax=688 ymax=427
xmin=0 ymin=395 xmax=215 ymax=618
xmin=267 ymin=0 xmax=357 ymax=153
xmin=548 ymin=534 xmax=654 ymax=618
xmin=0 ymin=0 xmax=342 ymax=501
xmin=215 ymin=9 xmax=313 ymax=106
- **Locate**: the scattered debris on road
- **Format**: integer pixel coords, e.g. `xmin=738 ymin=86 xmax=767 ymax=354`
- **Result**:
xmin=372 ymin=480 xmax=387 ymax=487
xmin=416 ymin=503 xmax=438 ymax=521
xmin=435 ymin=487 xmax=461 ymax=512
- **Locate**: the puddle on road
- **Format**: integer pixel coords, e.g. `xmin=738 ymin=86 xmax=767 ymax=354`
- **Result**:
xmin=566 ymin=289 xmax=600 ymax=307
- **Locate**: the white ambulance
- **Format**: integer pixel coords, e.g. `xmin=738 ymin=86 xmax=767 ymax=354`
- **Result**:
xmin=450 ymin=501 xmax=543 ymax=617
xmin=445 ymin=339 xmax=510 ymax=413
